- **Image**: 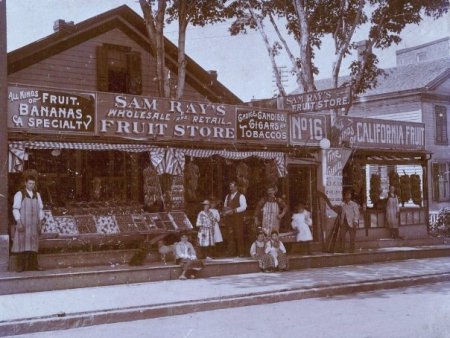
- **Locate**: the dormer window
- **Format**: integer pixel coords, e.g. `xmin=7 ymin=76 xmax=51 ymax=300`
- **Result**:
xmin=97 ymin=44 xmax=142 ymax=94
xmin=416 ymin=51 xmax=427 ymax=62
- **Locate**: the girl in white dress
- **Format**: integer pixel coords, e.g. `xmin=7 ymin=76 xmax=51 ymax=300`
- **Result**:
xmin=210 ymin=199 xmax=223 ymax=244
xmin=196 ymin=200 xmax=215 ymax=259
xmin=291 ymin=202 xmax=313 ymax=255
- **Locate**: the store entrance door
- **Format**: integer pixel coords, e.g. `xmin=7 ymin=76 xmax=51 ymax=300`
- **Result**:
xmin=288 ymin=165 xmax=318 ymax=238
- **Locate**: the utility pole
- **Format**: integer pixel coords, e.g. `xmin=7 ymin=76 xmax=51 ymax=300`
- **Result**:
xmin=0 ymin=0 xmax=9 ymax=271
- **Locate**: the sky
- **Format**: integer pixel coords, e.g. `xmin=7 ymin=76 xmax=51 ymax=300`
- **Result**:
xmin=5 ymin=0 xmax=450 ymax=102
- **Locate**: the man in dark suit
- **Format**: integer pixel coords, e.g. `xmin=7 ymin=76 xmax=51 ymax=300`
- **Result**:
xmin=222 ymin=181 xmax=247 ymax=257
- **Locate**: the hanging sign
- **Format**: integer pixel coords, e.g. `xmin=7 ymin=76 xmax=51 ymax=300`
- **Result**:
xmin=7 ymin=86 xmax=96 ymax=134
xmin=97 ymin=93 xmax=236 ymax=143
xmin=323 ymin=148 xmax=352 ymax=206
xmin=285 ymin=87 xmax=351 ymax=113
xmin=236 ymin=108 xmax=288 ymax=144
xmin=334 ymin=116 xmax=425 ymax=150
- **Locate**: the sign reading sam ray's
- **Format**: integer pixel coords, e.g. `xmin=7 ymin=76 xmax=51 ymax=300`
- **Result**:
xmin=236 ymin=108 xmax=288 ymax=143
xmin=335 ymin=116 xmax=425 ymax=150
xmin=8 ymin=86 xmax=95 ymax=133
xmin=285 ymin=86 xmax=351 ymax=113
xmin=97 ymin=93 xmax=236 ymax=142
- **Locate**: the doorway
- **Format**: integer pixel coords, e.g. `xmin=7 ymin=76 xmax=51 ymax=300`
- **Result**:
xmin=288 ymin=165 xmax=318 ymax=238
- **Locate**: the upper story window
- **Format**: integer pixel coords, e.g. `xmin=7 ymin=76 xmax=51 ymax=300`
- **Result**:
xmin=416 ymin=51 xmax=427 ymax=62
xmin=435 ymin=105 xmax=448 ymax=145
xmin=97 ymin=44 xmax=142 ymax=94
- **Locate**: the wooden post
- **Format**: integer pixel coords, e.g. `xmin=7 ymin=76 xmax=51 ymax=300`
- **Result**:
xmin=0 ymin=0 xmax=9 ymax=271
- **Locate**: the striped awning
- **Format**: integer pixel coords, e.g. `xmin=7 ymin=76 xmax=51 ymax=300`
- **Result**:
xmin=149 ymin=147 xmax=287 ymax=177
xmin=8 ymin=147 xmax=27 ymax=173
xmin=8 ymin=141 xmax=287 ymax=177
xmin=9 ymin=141 xmax=156 ymax=152
xmin=149 ymin=148 xmax=185 ymax=176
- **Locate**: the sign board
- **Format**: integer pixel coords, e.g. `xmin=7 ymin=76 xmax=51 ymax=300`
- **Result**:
xmin=97 ymin=93 xmax=236 ymax=143
xmin=285 ymin=86 xmax=351 ymax=113
xmin=323 ymin=148 xmax=352 ymax=206
xmin=236 ymin=108 xmax=288 ymax=144
xmin=7 ymin=86 xmax=95 ymax=134
xmin=289 ymin=114 xmax=327 ymax=146
xmin=334 ymin=116 xmax=425 ymax=150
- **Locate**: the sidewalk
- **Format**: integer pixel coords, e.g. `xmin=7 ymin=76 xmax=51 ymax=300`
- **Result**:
xmin=1 ymin=256 xmax=450 ymax=336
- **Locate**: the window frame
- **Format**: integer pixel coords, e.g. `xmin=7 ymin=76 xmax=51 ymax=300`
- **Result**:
xmin=432 ymin=162 xmax=450 ymax=202
xmin=97 ymin=43 xmax=142 ymax=95
xmin=435 ymin=105 xmax=448 ymax=145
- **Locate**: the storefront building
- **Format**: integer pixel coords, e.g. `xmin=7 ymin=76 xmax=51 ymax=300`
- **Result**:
xmin=5 ymin=5 xmax=323 ymax=263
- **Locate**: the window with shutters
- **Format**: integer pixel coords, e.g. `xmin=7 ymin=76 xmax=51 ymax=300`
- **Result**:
xmin=432 ymin=162 xmax=450 ymax=202
xmin=97 ymin=44 xmax=142 ymax=94
xmin=435 ymin=105 xmax=448 ymax=145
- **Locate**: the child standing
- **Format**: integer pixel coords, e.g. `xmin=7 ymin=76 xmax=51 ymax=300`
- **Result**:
xmin=196 ymin=200 xmax=215 ymax=259
xmin=210 ymin=198 xmax=223 ymax=245
xmin=291 ymin=202 xmax=313 ymax=255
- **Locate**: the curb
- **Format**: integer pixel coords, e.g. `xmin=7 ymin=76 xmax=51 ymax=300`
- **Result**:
xmin=1 ymin=272 xmax=450 ymax=336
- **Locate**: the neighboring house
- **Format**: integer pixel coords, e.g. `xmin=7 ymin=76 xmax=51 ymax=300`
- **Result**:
xmin=290 ymin=37 xmax=450 ymax=214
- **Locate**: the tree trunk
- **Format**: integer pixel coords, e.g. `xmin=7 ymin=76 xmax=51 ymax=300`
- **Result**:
xmin=268 ymin=12 xmax=305 ymax=92
xmin=293 ymin=0 xmax=315 ymax=92
xmin=139 ymin=0 xmax=170 ymax=98
xmin=332 ymin=0 xmax=365 ymax=88
xmin=156 ymin=0 xmax=170 ymax=97
xmin=176 ymin=0 xmax=188 ymax=99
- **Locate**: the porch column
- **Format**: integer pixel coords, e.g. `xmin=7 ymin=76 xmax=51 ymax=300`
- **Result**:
xmin=0 ymin=0 xmax=9 ymax=271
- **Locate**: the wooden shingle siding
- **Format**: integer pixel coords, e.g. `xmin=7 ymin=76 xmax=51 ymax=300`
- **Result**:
xmin=8 ymin=28 xmax=206 ymax=101
xmin=349 ymin=95 xmax=421 ymax=117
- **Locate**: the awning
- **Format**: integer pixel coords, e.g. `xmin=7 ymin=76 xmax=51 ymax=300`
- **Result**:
xmin=9 ymin=141 xmax=155 ymax=152
xmin=150 ymin=147 xmax=287 ymax=177
xmin=8 ymin=141 xmax=288 ymax=177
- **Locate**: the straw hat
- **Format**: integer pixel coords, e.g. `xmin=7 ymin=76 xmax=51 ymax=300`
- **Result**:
xmin=201 ymin=200 xmax=211 ymax=205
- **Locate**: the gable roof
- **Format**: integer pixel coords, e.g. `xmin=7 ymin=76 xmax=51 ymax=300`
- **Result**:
xmin=290 ymin=57 xmax=450 ymax=98
xmin=7 ymin=5 xmax=242 ymax=105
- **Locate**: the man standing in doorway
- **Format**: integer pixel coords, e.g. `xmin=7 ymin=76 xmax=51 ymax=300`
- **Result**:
xmin=223 ymin=181 xmax=247 ymax=257
xmin=339 ymin=190 xmax=360 ymax=253
xmin=11 ymin=175 xmax=44 ymax=272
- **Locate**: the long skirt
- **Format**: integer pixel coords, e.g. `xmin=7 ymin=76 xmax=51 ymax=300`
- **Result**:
xmin=254 ymin=252 xmax=275 ymax=270
xmin=268 ymin=251 xmax=288 ymax=270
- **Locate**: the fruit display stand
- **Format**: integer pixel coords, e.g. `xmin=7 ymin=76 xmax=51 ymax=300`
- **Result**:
xmin=37 ymin=203 xmax=193 ymax=252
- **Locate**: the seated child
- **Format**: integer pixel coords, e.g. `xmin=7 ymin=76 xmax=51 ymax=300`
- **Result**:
xmin=250 ymin=231 xmax=274 ymax=272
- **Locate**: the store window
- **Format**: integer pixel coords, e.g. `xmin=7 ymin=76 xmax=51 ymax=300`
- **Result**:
xmin=432 ymin=162 xmax=450 ymax=202
xmin=10 ymin=150 xmax=145 ymax=208
xmin=435 ymin=105 xmax=448 ymax=145
xmin=97 ymin=44 xmax=142 ymax=94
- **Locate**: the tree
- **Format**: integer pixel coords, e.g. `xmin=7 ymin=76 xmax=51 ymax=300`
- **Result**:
xmin=227 ymin=0 xmax=449 ymax=98
xmin=139 ymin=0 xmax=170 ymax=97
xmin=140 ymin=0 xmax=227 ymax=99
xmin=167 ymin=0 xmax=227 ymax=99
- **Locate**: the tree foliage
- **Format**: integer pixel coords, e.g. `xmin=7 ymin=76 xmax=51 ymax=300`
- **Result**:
xmin=226 ymin=0 xmax=449 ymax=97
